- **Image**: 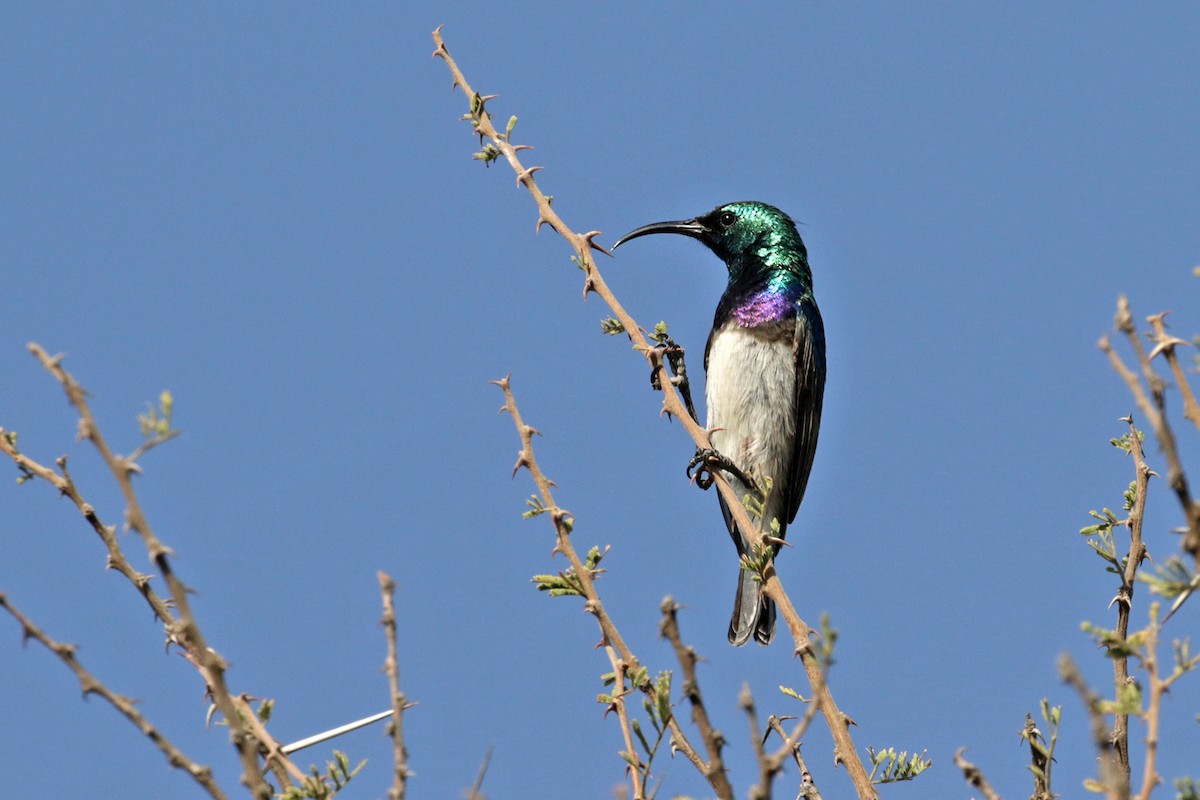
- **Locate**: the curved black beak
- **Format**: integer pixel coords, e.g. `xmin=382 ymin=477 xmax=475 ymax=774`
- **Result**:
xmin=612 ymin=218 xmax=709 ymax=250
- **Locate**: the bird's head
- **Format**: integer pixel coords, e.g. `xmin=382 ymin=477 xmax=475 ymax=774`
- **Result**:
xmin=613 ymin=201 xmax=805 ymax=270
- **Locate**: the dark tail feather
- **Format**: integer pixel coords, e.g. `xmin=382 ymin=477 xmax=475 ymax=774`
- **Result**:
xmin=727 ymin=569 xmax=776 ymax=646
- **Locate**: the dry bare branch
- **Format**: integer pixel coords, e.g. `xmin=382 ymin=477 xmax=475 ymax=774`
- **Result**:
xmin=953 ymin=749 xmax=1003 ymax=800
xmin=379 ymin=571 xmax=411 ymax=800
xmin=0 ymin=593 xmax=227 ymax=800
xmin=18 ymin=344 xmax=279 ymax=798
xmin=494 ymin=376 xmax=718 ymax=795
xmin=435 ymin=29 xmax=874 ymax=797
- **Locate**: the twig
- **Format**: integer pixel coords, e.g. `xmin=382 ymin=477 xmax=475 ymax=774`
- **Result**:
xmin=434 ymin=30 xmax=874 ymax=798
xmin=790 ymin=742 xmax=823 ymax=800
xmin=953 ymin=749 xmax=1003 ymax=800
xmin=379 ymin=572 xmax=411 ymax=800
xmin=0 ymin=422 xmax=300 ymax=791
xmin=659 ymin=598 xmax=733 ymax=797
xmin=0 ymin=437 xmax=176 ymax=629
xmin=1134 ymin=610 xmax=1163 ymax=800
xmin=125 ymin=429 xmax=183 ymax=465
xmin=1131 ymin=602 xmax=1197 ymax=800
xmin=1145 ymin=312 xmax=1200 ymax=430
xmin=744 ymin=684 xmax=821 ymax=800
xmin=1059 ymin=654 xmax=1121 ymax=800
xmin=766 ymin=695 xmax=823 ymax=774
xmin=494 ymin=377 xmax=719 ymax=794
xmin=608 ymin=655 xmax=647 ymax=800
xmin=741 ymin=684 xmax=771 ymax=800
xmin=1110 ymin=416 xmax=1151 ymax=789
xmin=0 ymin=593 xmax=227 ymax=800
xmin=765 ymin=715 xmax=823 ymax=800
xmin=21 ymin=344 xmax=276 ymax=799
xmin=1022 ymin=713 xmax=1051 ymax=800
xmin=1101 ymin=301 xmax=1200 ymax=561
xmin=464 ymin=745 xmax=493 ymax=800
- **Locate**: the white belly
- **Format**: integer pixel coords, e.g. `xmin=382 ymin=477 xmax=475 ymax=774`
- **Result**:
xmin=705 ymin=326 xmax=796 ymax=491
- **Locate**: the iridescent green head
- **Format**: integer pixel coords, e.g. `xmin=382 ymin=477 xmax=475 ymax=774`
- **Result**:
xmin=613 ymin=201 xmax=808 ymax=275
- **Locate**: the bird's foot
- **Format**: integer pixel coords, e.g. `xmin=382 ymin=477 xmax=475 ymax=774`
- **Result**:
xmin=686 ymin=447 xmax=756 ymax=492
xmin=646 ymin=331 xmax=701 ymax=424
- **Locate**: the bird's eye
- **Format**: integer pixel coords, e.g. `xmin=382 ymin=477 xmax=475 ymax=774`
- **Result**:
xmin=718 ymin=210 xmax=737 ymax=229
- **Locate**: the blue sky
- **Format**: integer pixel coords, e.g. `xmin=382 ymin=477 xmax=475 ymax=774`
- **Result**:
xmin=3 ymin=4 xmax=1199 ymax=799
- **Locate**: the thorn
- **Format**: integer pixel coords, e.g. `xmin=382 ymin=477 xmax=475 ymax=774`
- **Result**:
xmin=511 ymin=453 xmax=531 ymax=478
xmin=535 ymin=214 xmax=552 ymax=235
xmin=489 ymin=374 xmax=511 ymax=389
xmin=1149 ymin=335 xmax=1189 ymax=360
xmin=515 ymin=165 xmax=544 ymax=187
xmin=479 ymin=94 xmax=499 ymax=103
xmin=581 ymin=276 xmax=596 ymax=300
xmin=523 ymin=425 xmax=541 ymax=437
xmin=431 ymin=26 xmax=449 ymax=60
xmin=512 ymin=144 xmax=534 ymax=152
xmin=581 ymin=231 xmax=613 ymax=257
xmin=1115 ymin=295 xmax=1133 ymax=333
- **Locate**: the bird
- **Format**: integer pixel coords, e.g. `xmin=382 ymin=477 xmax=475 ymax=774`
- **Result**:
xmin=613 ymin=201 xmax=825 ymax=645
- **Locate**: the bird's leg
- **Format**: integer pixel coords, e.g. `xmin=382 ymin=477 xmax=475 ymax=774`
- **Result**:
xmin=686 ymin=447 xmax=760 ymax=496
xmin=686 ymin=448 xmax=717 ymax=489
xmin=647 ymin=326 xmax=701 ymax=425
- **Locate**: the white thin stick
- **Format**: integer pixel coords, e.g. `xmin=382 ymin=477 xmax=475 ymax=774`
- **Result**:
xmin=281 ymin=710 xmax=393 ymax=755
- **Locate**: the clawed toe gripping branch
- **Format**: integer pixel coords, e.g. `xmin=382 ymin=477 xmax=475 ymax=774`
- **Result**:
xmin=438 ymin=26 xmax=877 ymax=798
xmin=687 ymin=447 xmax=760 ymax=494
xmin=646 ymin=323 xmax=701 ymax=425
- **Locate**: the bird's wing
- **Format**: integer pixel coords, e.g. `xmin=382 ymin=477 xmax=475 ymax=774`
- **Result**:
xmin=784 ymin=297 xmax=826 ymax=523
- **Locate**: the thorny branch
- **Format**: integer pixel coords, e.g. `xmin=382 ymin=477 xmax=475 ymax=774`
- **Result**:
xmin=1100 ymin=299 xmax=1200 ymax=564
xmin=741 ymin=682 xmax=823 ymax=800
xmin=1059 ymin=655 xmax=1122 ymax=800
xmin=1112 ymin=416 xmax=1152 ymax=788
xmin=434 ymin=28 xmax=873 ymax=799
xmin=464 ymin=746 xmax=493 ymax=800
xmin=659 ymin=598 xmax=732 ymax=793
xmin=379 ymin=572 xmax=411 ymax=800
xmin=3 ymin=344 xmax=293 ymax=798
xmin=607 ymin=655 xmax=648 ymax=800
xmin=766 ymin=715 xmax=824 ymax=800
xmin=953 ymin=749 xmax=1003 ymax=800
xmin=1132 ymin=603 xmax=1198 ymax=800
xmin=1022 ymin=713 xmax=1052 ymax=800
xmin=0 ymin=593 xmax=227 ymax=800
xmin=493 ymin=376 xmax=723 ymax=798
